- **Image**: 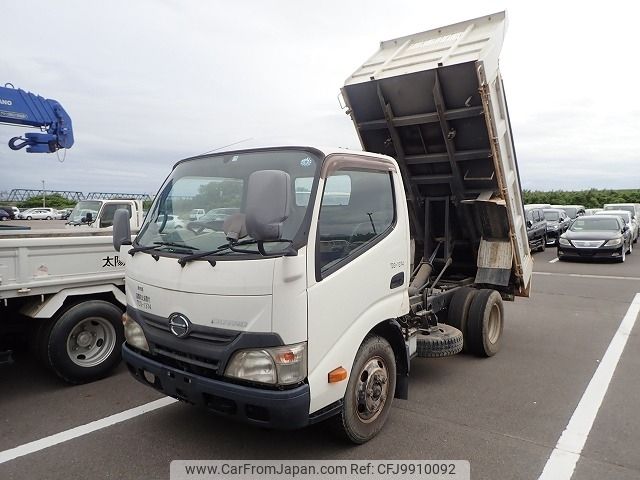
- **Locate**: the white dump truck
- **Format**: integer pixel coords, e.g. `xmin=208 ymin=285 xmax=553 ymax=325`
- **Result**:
xmin=0 ymin=198 xmax=145 ymax=379
xmin=113 ymin=11 xmax=531 ymax=443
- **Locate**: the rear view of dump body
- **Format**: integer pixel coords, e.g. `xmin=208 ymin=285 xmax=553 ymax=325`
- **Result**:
xmin=342 ymin=11 xmax=531 ymax=297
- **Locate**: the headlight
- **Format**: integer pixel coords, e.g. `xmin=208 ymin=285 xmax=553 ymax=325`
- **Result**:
xmin=122 ymin=312 xmax=149 ymax=352
xmin=558 ymin=237 xmax=571 ymax=246
xmin=225 ymin=342 xmax=307 ymax=385
xmin=605 ymin=237 xmax=623 ymax=246
xmin=548 ymin=225 xmax=558 ymax=230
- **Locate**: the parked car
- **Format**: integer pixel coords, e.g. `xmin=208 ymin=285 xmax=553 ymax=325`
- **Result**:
xmin=156 ymin=213 xmax=185 ymax=230
xmin=189 ymin=208 xmax=206 ymax=220
xmin=543 ymin=208 xmax=570 ymax=245
xmin=595 ymin=209 xmax=637 ymax=243
xmin=21 ymin=208 xmax=58 ymax=220
xmin=524 ymin=206 xmax=548 ymax=252
xmin=58 ymin=208 xmax=73 ymax=220
xmin=603 ymin=203 xmax=638 ymax=243
xmin=0 ymin=207 xmax=15 ymax=220
xmin=584 ymin=208 xmax=603 ymax=216
xmin=0 ymin=209 xmax=10 ymax=221
xmin=551 ymin=204 xmax=586 ymax=219
xmin=558 ymin=215 xmax=631 ymax=262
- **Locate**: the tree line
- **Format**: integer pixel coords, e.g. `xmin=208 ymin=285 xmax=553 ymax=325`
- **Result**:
xmin=523 ymin=189 xmax=640 ymax=209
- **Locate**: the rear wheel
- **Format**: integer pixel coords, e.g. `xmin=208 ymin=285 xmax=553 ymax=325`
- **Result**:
xmin=26 ymin=216 xmax=32 ymax=220
xmin=466 ymin=289 xmax=504 ymax=357
xmin=333 ymin=335 xmax=396 ymax=444
xmin=37 ymin=301 xmax=124 ymax=384
xmin=46 ymin=216 xmax=52 ymax=220
xmin=446 ymin=287 xmax=477 ymax=352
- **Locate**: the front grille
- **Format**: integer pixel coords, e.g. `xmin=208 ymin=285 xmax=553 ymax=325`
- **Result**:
xmin=142 ymin=313 xmax=239 ymax=344
xmin=572 ymin=240 xmax=606 ymax=249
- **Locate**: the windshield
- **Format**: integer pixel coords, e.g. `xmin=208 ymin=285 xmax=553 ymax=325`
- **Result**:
xmin=597 ymin=211 xmax=630 ymax=223
xmin=562 ymin=207 xmax=578 ymax=218
xmin=605 ymin=205 xmax=635 ymax=216
xmin=136 ymin=149 xmax=320 ymax=256
xmin=570 ymin=217 xmax=620 ymax=232
xmin=544 ymin=211 xmax=560 ymax=221
xmin=68 ymin=201 xmax=101 ymax=223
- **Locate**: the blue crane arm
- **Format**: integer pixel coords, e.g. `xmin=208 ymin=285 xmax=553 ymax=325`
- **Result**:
xmin=0 ymin=85 xmax=74 ymax=153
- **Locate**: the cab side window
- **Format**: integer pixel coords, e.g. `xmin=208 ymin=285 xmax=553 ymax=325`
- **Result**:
xmin=316 ymin=169 xmax=395 ymax=277
xmin=100 ymin=203 xmax=132 ymax=228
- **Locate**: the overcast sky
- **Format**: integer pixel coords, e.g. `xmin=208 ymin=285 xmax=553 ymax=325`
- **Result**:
xmin=1 ymin=1 xmax=638 ymax=195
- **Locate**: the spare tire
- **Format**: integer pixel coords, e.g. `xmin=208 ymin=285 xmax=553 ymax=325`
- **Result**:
xmin=416 ymin=324 xmax=463 ymax=358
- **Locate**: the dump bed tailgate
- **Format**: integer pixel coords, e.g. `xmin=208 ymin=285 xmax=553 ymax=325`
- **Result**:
xmin=342 ymin=11 xmax=531 ymax=296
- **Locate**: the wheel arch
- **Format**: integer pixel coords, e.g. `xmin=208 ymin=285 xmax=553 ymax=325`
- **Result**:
xmin=19 ymin=285 xmax=126 ymax=320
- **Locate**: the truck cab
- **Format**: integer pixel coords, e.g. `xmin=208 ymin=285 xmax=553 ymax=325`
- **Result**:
xmin=66 ymin=199 xmax=143 ymax=231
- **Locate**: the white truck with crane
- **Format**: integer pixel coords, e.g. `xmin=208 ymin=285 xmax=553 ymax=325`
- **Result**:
xmin=0 ymin=85 xmax=143 ymax=382
xmin=113 ymin=12 xmax=531 ymax=443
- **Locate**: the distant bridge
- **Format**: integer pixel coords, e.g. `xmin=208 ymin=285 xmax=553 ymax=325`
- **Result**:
xmin=0 ymin=189 xmax=152 ymax=202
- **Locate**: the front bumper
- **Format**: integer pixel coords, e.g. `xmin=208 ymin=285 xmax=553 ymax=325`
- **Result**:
xmin=123 ymin=344 xmax=311 ymax=429
xmin=557 ymin=244 xmax=623 ymax=260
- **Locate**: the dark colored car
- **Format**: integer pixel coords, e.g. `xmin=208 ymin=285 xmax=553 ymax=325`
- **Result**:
xmin=557 ymin=215 xmax=632 ymax=262
xmin=0 ymin=207 xmax=15 ymax=220
xmin=0 ymin=209 xmax=10 ymax=221
xmin=543 ymin=208 xmax=570 ymax=246
xmin=524 ymin=206 xmax=548 ymax=252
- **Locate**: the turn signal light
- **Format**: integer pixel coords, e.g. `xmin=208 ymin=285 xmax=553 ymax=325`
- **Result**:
xmin=328 ymin=367 xmax=348 ymax=383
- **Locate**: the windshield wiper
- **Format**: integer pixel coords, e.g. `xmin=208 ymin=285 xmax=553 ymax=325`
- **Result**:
xmin=128 ymin=241 xmax=199 ymax=257
xmin=176 ymin=238 xmax=295 ymax=267
xmin=153 ymin=241 xmax=200 ymax=251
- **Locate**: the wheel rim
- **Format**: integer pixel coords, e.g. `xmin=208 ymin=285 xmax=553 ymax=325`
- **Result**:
xmin=487 ymin=303 xmax=502 ymax=344
xmin=355 ymin=356 xmax=389 ymax=423
xmin=66 ymin=317 xmax=117 ymax=367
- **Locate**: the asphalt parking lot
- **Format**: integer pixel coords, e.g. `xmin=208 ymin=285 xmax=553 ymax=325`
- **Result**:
xmin=1 ymin=235 xmax=640 ymax=480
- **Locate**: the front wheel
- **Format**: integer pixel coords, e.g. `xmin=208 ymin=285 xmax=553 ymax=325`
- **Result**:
xmin=539 ymin=236 xmax=546 ymax=252
xmin=333 ymin=335 xmax=396 ymax=444
xmin=26 ymin=216 xmax=32 ymax=220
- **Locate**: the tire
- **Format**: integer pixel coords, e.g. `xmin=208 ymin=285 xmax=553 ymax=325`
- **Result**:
xmin=539 ymin=236 xmax=546 ymax=252
xmin=333 ymin=335 xmax=396 ymax=444
xmin=416 ymin=324 xmax=463 ymax=357
xmin=466 ymin=289 xmax=504 ymax=357
xmin=41 ymin=301 xmax=124 ymax=384
xmin=46 ymin=216 xmax=52 ymax=220
xmin=26 ymin=216 xmax=32 ymax=220
xmin=446 ymin=287 xmax=477 ymax=352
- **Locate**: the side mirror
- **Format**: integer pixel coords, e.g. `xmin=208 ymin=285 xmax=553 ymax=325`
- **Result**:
xmin=245 ymin=170 xmax=291 ymax=241
xmin=113 ymin=208 xmax=132 ymax=251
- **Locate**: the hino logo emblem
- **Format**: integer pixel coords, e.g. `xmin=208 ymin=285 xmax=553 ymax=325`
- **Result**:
xmin=168 ymin=313 xmax=191 ymax=338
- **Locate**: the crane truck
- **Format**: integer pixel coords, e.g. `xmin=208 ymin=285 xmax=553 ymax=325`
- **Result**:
xmin=113 ymin=11 xmax=531 ymax=443
xmin=0 ymin=85 xmax=135 ymax=382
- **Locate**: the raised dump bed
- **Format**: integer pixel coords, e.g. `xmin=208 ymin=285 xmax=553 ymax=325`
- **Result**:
xmin=342 ymin=11 xmax=531 ymax=296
